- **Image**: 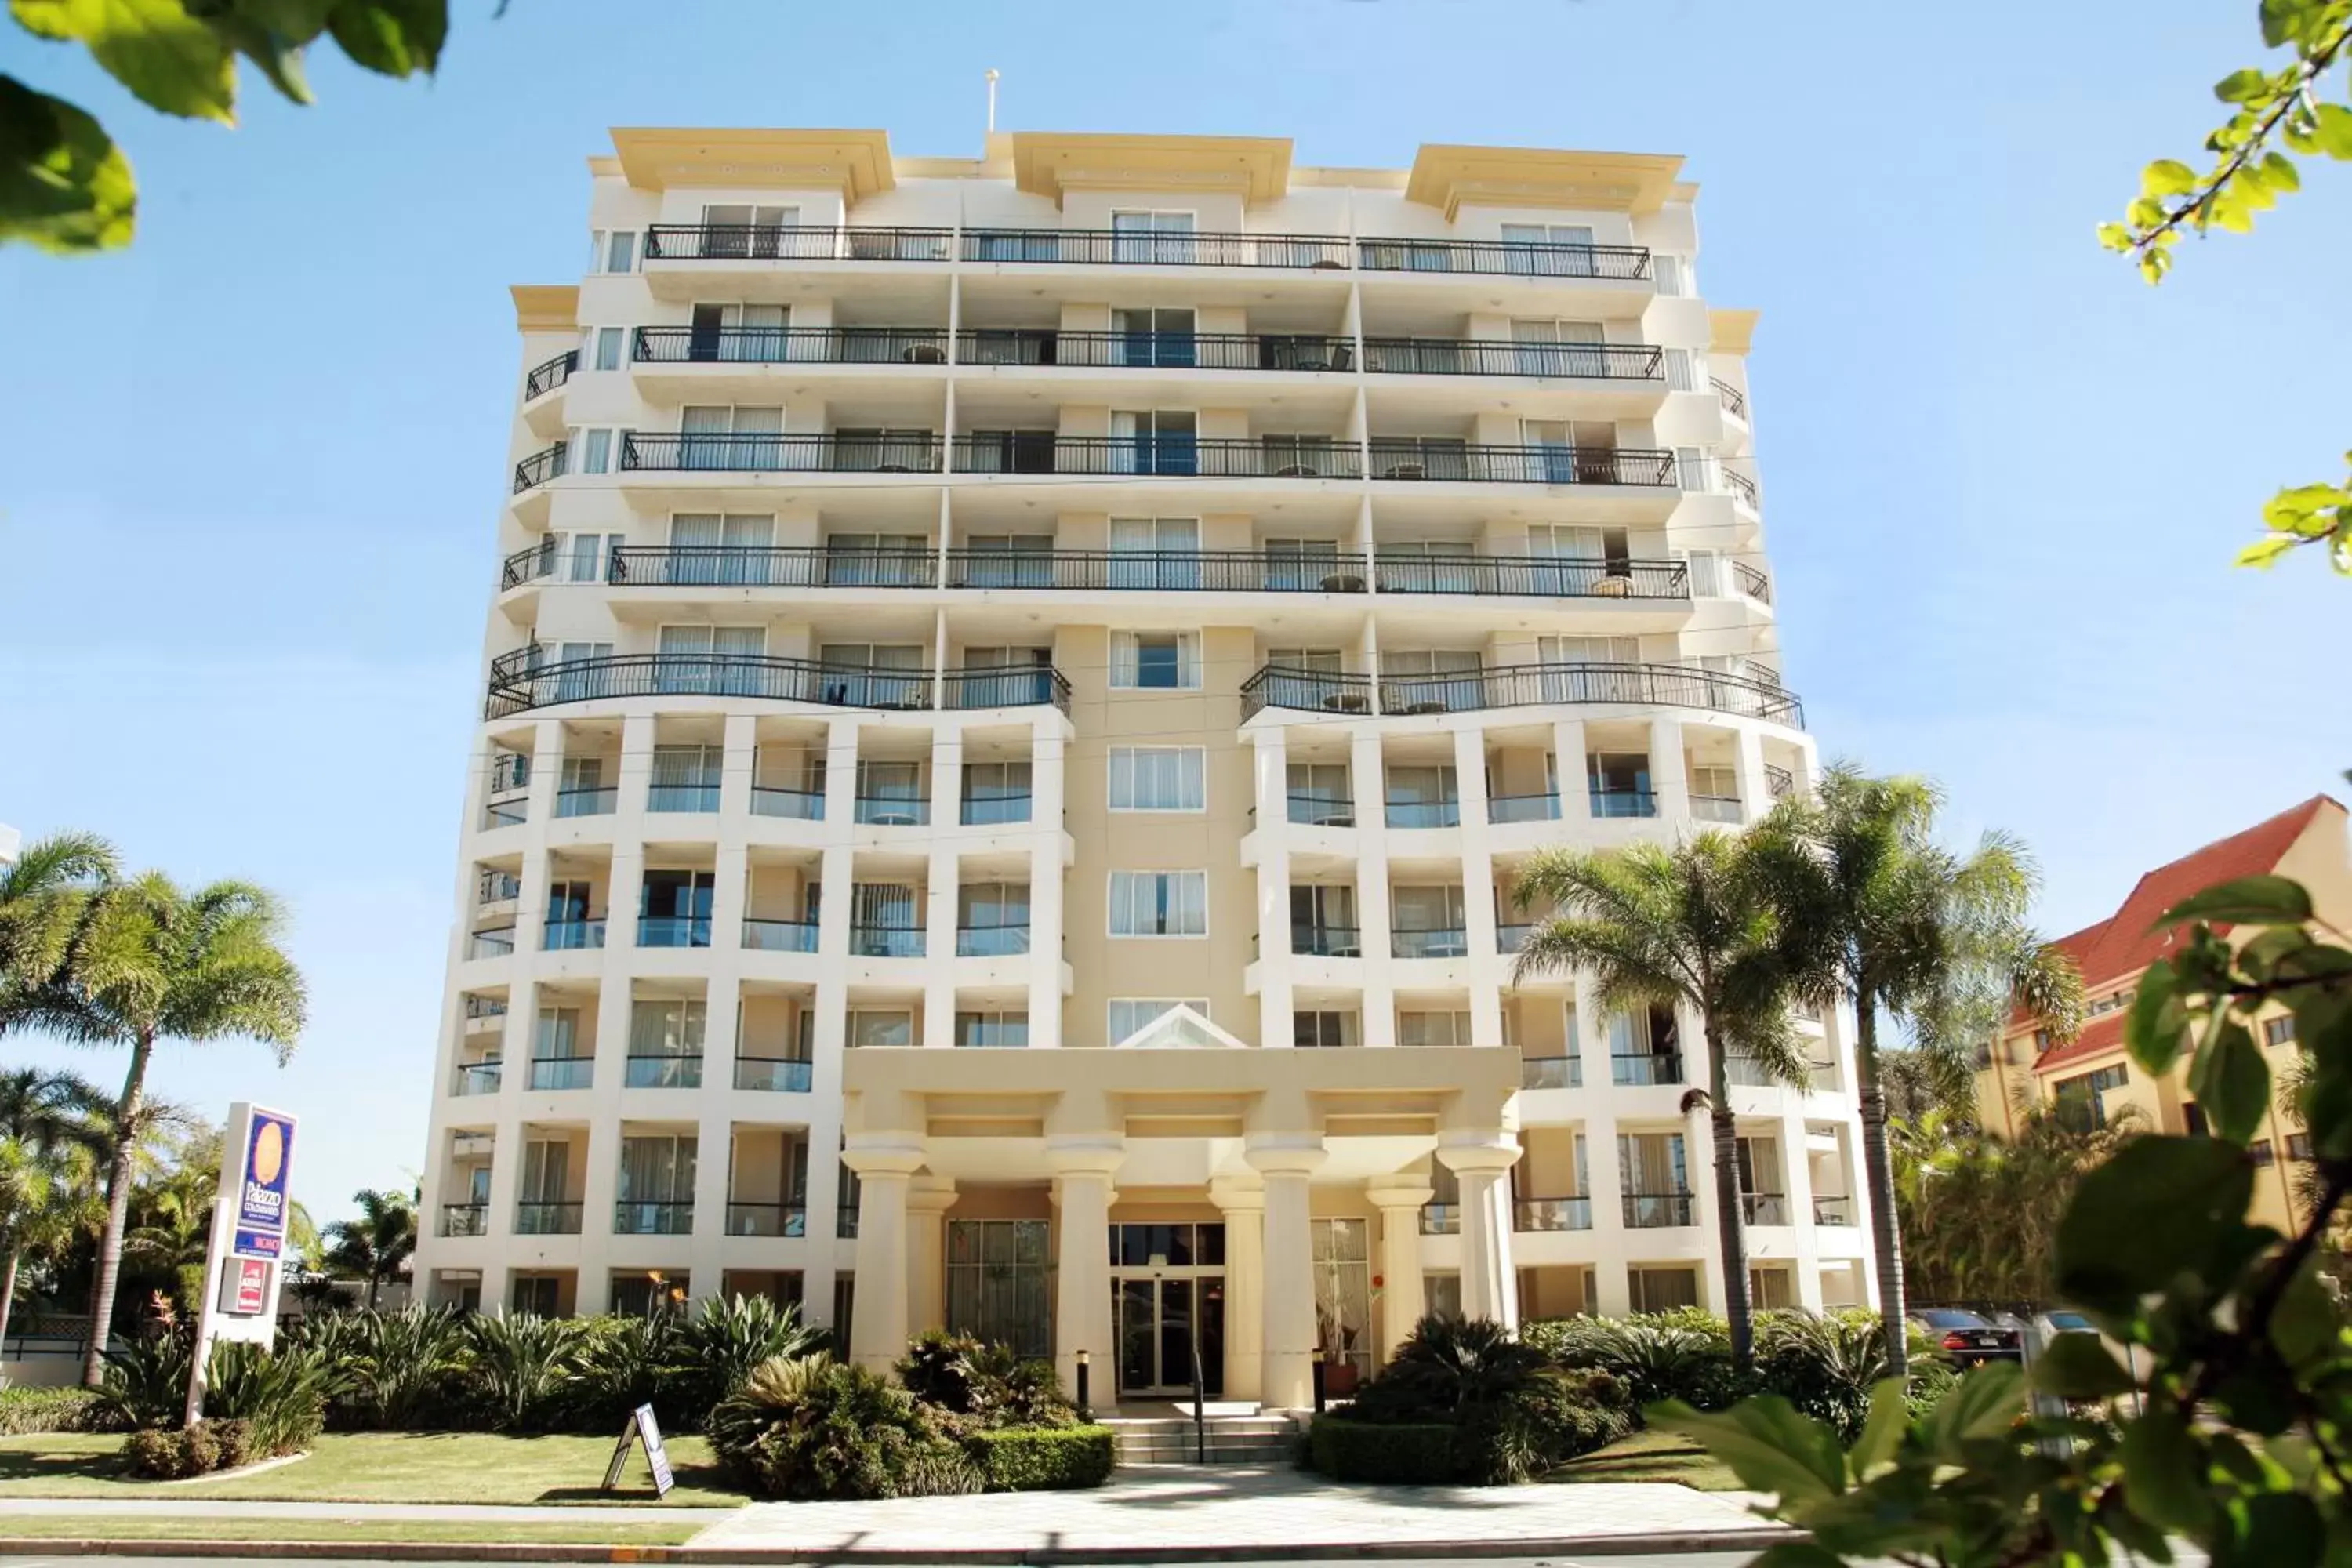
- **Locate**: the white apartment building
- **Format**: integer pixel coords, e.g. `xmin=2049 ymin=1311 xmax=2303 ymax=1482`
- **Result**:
xmin=412 ymin=129 xmax=1875 ymax=1412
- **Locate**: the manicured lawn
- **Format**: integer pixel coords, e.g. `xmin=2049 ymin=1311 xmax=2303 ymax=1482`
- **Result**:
xmin=1547 ymin=1426 xmax=1746 ymax=1491
xmin=0 ymin=1431 xmax=750 ymax=1507
xmin=0 ymin=1516 xmax=709 ymax=1545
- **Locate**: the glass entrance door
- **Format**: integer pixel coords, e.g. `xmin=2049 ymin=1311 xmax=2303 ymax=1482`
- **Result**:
xmin=1115 ymin=1276 xmax=1225 ymax=1398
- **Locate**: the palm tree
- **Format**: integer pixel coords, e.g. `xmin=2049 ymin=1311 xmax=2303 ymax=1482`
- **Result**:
xmin=1752 ymin=767 xmax=2084 ymax=1375
xmin=1515 ymin=832 xmax=1806 ymax=1370
xmin=0 ymin=832 xmax=118 ymax=1033
xmin=322 ymin=1189 xmax=418 ymax=1308
xmin=0 ymin=1068 xmax=111 ymax=1348
xmin=124 ymin=1143 xmax=220 ymax=1311
xmin=21 ymin=874 xmax=307 ymax=1386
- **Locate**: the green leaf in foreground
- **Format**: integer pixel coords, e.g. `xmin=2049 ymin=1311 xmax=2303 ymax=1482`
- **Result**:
xmin=0 ymin=73 xmax=133 ymax=250
xmin=1647 ymin=1396 xmax=1846 ymax=1507
xmin=11 ymin=0 xmax=238 ymax=122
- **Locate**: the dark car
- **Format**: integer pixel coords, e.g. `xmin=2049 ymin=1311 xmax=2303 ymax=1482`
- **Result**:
xmin=1909 ymin=1308 xmax=2024 ymax=1367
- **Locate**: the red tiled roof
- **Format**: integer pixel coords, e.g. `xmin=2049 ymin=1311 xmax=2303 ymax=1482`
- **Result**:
xmin=2031 ymin=1011 xmax=2125 ymax=1076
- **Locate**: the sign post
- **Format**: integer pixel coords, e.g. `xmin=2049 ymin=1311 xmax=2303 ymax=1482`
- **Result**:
xmin=183 ymin=1103 xmax=298 ymax=1428
xmin=601 ymin=1404 xmax=675 ymax=1497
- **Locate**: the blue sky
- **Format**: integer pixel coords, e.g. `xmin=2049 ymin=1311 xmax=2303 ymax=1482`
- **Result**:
xmin=2 ymin=0 xmax=2346 ymax=1221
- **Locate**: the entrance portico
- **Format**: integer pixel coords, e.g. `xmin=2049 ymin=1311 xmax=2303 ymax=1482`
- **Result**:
xmin=840 ymin=1009 xmax=1522 ymax=1411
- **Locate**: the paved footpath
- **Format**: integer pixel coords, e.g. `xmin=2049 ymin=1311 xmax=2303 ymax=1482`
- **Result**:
xmin=0 ymin=1500 xmax=727 ymax=1524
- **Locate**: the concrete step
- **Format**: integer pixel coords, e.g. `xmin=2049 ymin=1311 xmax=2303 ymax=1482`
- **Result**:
xmin=1104 ymin=1414 xmax=1301 ymax=1467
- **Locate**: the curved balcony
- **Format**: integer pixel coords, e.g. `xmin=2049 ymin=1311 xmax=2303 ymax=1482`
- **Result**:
xmin=1360 ymin=339 xmax=1662 ymax=381
xmin=1372 ymin=555 xmax=1685 ymax=599
xmin=1357 ymin=238 xmax=1650 ymax=279
xmin=632 ymin=325 xmax=950 ymax=366
xmin=960 ymin=228 xmax=1350 ymax=268
xmin=523 ymin=350 xmax=576 ymax=401
xmin=954 ymin=329 xmax=1353 ymax=372
xmin=485 ymin=649 xmax=1065 ymax=719
xmin=1367 ymin=441 xmax=1675 ymax=486
xmin=644 ymin=224 xmax=953 ymax=262
xmin=513 ymin=442 xmax=567 ymax=493
xmin=1240 ymin=660 xmax=1803 ymax=728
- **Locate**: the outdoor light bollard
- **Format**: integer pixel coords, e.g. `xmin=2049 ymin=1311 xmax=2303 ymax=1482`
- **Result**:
xmin=1312 ymin=1353 xmax=1327 ymax=1414
xmin=1075 ymin=1348 xmax=1091 ymax=1418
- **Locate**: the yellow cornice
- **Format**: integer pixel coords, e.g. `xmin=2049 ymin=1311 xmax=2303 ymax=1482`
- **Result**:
xmin=608 ymin=128 xmax=896 ymax=203
xmin=1008 ymin=132 xmax=1293 ymax=208
xmin=1709 ymin=308 xmax=1759 ymax=355
xmin=510 ymin=284 xmax=577 ymax=334
xmin=1406 ymin=144 xmax=1684 ymax=220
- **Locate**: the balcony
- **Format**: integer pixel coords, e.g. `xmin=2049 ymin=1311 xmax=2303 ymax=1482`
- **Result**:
xmin=854 ymin=794 xmax=929 ymax=826
xmin=481 ymin=797 xmax=527 ymax=830
xmin=466 ymin=927 xmax=516 ymax=960
xmin=1419 ymin=1203 xmax=1461 ymax=1236
xmin=1690 ymin=794 xmax=1746 ymax=824
xmin=1813 ymin=1196 xmax=1857 ymax=1227
xmin=643 ymin=223 xmax=953 ymax=262
xmin=955 ymin=329 xmax=1354 ymax=371
xmin=614 ymin=1200 xmax=695 ymax=1236
xmin=1520 ymin=1055 xmax=1580 ymax=1091
xmin=1385 ymin=799 xmax=1461 ymax=829
xmin=1733 ymin=561 xmax=1773 ymax=604
xmin=742 ymin=918 xmax=819 ymax=953
xmin=1515 ymin=1196 xmax=1593 ymax=1232
xmin=463 ymin=996 xmax=507 ymax=1029
xmin=440 ymin=1203 xmax=488 ymax=1239
xmin=956 ymin=924 xmax=1031 ymax=957
xmin=633 ymin=325 xmax=950 ymax=366
xmin=1712 ymin=376 xmax=1748 ymax=421
xmin=622 ymin=432 xmax=942 ymax=474
xmin=515 ymin=1200 xmax=583 ymax=1236
xmin=1366 ymin=441 xmax=1675 ymax=486
xmin=1358 ymin=237 xmax=1650 ymax=279
xmin=1724 ymin=1056 xmax=1779 ymax=1088
xmin=735 ymin=1056 xmax=813 ymax=1092
xmin=942 ymin=549 xmax=1373 ymax=593
xmin=1740 ymin=1192 xmax=1792 ymax=1226
xmin=1495 ymin=922 xmax=1534 ymax=953
xmin=960 ymin=228 xmax=1350 ymax=268
xmin=523 ymin=350 xmax=576 ymax=402
xmin=1591 ymin=787 xmax=1658 ymax=819
xmin=624 ymin=1054 xmax=702 ymax=1089
xmin=1489 ymin=792 xmax=1561 ymax=825
xmin=944 ymin=666 xmax=1073 ymax=713
xmin=726 ymin=1202 xmax=808 ymax=1238
xmin=526 ymin=1057 xmax=593 ymax=1091
xmin=553 ymin=786 xmax=617 ymax=818
xmin=486 ymin=650 xmax=932 ymax=718
xmin=648 ymin=783 xmax=720 ymax=812
xmin=751 ymin=786 xmax=824 ymax=820
xmin=514 ymin=443 xmax=566 ymax=493
xmin=1241 ymin=662 xmax=1803 ymax=728
xmin=962 ymin=791 xmax=1031 ymax=826
xmin=949 ymin=434 xmax=1363 ymax=479
xmin=450 ymin=1062 xmax=502 ymax=1097
xmin=1361 ymin=339 xmax=1662 ymax=381
xmin=637 ymin=916 xmax=712 ymax=949
xmin=1287 ymin=793 xmax=1355 ymax=827
xmin=1291 ymin=924 xmax=1362 ymax=959
xmin=542 ymin=918 xmax=606 ymax=952
xmin=851 ymin=925 xmax=924 ymax=959
xmin=1623 ymin=1192 xmax=1697 ymax=1228
xmin=1612 ymin=1052 xmax=1684 ymax=1087
xmin=614 ymin=544 xmax=935 ymax=589
xmin=1392 ymin=926 xmax=1469 ymax=960
xmin=1371 ymin=556 xmax=1687 ymax=601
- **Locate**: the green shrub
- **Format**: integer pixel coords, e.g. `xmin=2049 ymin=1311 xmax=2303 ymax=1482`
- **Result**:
xmin=1308 ymin=1416 xmax=1457 ymax=1483
xmin=202 ymin=1341 xmax=330 ymax=1457
xmin=1345 ymin=1317 xmax=1619 ymax=1483
xmin=670 ymin=1294 xmax=822 ymax=1426
xmin=306 ymin=1306 xmax=469 ymax=1430
xmin=461 ymin=1311 xmax=582 ymax=1432
xmin=895 ymin=1330 xmax=1076 ymax=1432
xmin=965 ymin=1425 xmax=1115 ymax=1491
xmin=100 ymin=1329 xmax=195 ymax=1429
xmin=0 ymin=1385 xmax=115 ymax=1436
xmin=1529 ymin=1314 xmax=1747 ymax=1410
xmin=122 ymin=1416 xmax=260 ymax=1479
xmin=706 ymin=1353 xmax=979 ymax=1500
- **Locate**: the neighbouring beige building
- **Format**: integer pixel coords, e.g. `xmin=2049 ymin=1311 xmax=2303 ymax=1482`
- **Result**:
xmin=412 ymin=126 xmax=1875 ymax=1412
xmin=1975 ymin=794 xmax=2347 ymax=1234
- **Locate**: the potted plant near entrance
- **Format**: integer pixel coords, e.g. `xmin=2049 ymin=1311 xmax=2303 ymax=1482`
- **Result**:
xmin=1316 ymin=1305 xmax=1363 ymax=1399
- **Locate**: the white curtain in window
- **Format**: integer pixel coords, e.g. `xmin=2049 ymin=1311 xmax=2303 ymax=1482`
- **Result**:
xmin=618 ymin=1135 xmax=695 ymax=1203
xmin=629 ymin=999 xmax=706 ymax=1058
xmin=1107 ymin=999 xmax=1207 ymax=1044
xmin=1109 ymin=872 xmax=1205 ymax=936
xmin=1109 ymin=746 xmax=1205 ymax=810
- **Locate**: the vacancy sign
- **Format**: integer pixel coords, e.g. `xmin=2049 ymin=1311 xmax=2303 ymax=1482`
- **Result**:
xmin=186 ymin=1102 xmax=298 ymax=1425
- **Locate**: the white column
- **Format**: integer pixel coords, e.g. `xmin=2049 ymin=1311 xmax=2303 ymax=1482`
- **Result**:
xmin=1552 ymin=719 xmax=1590 ymax=826
xmin=1350 ymin=731 xmax=1396 ymax=1047
xmin=1027 ymin=711 xmax=1067 ymax=1048
xmin=1210 ymin=1177 xmax=1265 ymax=1402
xmin=1049 ymin=1139 xmax=1123 ymax=1403
xmin=844 ymin=1143 xmax=924 ymax=1372
xmin=1649 ymin=717 xmax=1690 ymax=824
xmin=906 ymin=1175 xmax=956 ymax=1335
xmin=1733 ymin=723 xmax=1769 ymax=824
xmin=1367 ymin=1176 xmax=1434 ymax=1362
xmin=720 ymin=713 xmax=757 ymax=818
xmin=923 ymin=734 xmax=962 ymax=1050
xmin=1246 ymin=1136 xmax=1326 ymax=1410
xmin=1438 ymin=1134 xmax=1522 ymax=1330
xmin=1250 ymin=728 xmax=1295 ymax=1049
xmin=1453 ymin=725 xmax=1504 ymax=1049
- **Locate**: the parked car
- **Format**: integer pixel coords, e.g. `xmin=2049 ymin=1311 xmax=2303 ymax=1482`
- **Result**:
xmin=1909 ymin=1307 xmax=2024 ymax=1367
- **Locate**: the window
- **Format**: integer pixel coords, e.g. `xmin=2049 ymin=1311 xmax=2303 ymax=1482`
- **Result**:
xmin=847 ymin=1011 xmax=914 ymax=1049
xmin=2052 ymin=1063 xmax=2129 ymax=1131
xmin=1311 ymin=1218 xmax=1373 ymax=1375
xmin=1112 ymin=630 xmax=1200 ymax=689
xmin=1629 ymin=1266 xmax=1700 ymax=1312
xmin=648 ymin=745 xmax=721 ymax=811
xmin=2249 ymin=1139 xmax=2278 ymax=1167
xmin=1108 ymin=998 xmax=1209 ymax=1045
xmin=2263 ymin=1015 xmax=2296 ymax=1047
xmin=1110 ymin=209 xmax=1197 ymax=263
xmin=1748 ymin=1265 xmax=1794 ymax=1309
xmin=1652 ymin=255 xmax=1688 ymax=296
xmin=1109 ymin=517 xmax=1201 ymax=586
xmin=615 ymin=1134 xmax=696 ymax=1235
xmin=1294 ymin=1011 xmax=1359 ymax=1049
xmin=611 ymin=1271 xmax=689 ymax=1317
xmin=590 ymin=230 xmax=637 ymax=274
xmin=2086 ymin=989 xmax=2138 ymax=1017
xmin=2286 ymin=1131 xmax=2314 ymax=1161
xmin=511 ymin=1275 xmax=561 ymax=1316
xmin=1610 ymin=1006 xmax=1682 ymax=1084
xmin=1109 ymin=746 xmax=1206 ymax=811
xmin=573 ymin=428 xmax=615 ymax=474
xmin=1109 ymin=870 xmax=1207 ymax=937
xmin=1424 ymin=1273 xmax=1462 ymax=1319
xmin=564 ymin=532 xmax=619 ymax=583
xmin=962 ymin=760 xmax=1033 ymax=826
xmin=1397 ymin=1011 xmax=1473 ymax=1049
xmin=594 ymin=327 xmax=625 ymax=372
xmin=953 ymin=1011 xmax=1029 ymax=1049
xmin=1588 ymin=752 xmax=1655 ymax=818
xmin=626 ymin=999 xmax=705 ymax=1088
xmin=1662 ymin=347 xmax=1703 ymax=391
xmin=946 ymin=1219 xmax=1051 ymax=1359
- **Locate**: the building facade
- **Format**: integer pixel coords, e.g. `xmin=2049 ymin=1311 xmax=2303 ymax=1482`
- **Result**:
xmin=412 ymin=128 xmax=1875 ymax=1410
xmin=1975 ymin=794 xmax=2346 ymax=1234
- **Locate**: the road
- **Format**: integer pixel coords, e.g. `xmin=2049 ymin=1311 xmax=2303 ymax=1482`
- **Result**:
xmin=0 ymin=1555 xmax=2209 ymax=1568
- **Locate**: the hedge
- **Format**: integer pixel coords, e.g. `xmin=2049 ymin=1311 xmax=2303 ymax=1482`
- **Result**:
xmin=123 ymin=1418 xmax=263 ymax=1479
xmin=966 ymin=1425 xmax=1116 ymax=1491
xmin=1308 ymin=1416 xmax=1457 ymax=1484
xmin=0 ymin=1385 xmax=114 ymax=1436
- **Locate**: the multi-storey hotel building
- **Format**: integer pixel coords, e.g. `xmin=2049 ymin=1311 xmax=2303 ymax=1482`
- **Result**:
xmin=412 ymin=128 xmax=1875 ymax=1412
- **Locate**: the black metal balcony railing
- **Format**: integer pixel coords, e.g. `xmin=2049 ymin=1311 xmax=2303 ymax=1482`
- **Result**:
xmin=611 ymin=544 xmax=931 ymax=588
xmin=541 ymin=918 xmax=606 ymax=952
xmin=1239 ymin=660 xmax=1804 ymax=728
xmin=1623 ymin=1192 xmax=1697 ymax=1228
xmin=1488 ymin=792 xmax=1562 ymax=825
xmin=1240 ymin=666 xmax=1375 ymax=718
xmin=1515 ymin=1196 xmax=1594 ymax=1232
xmin=1612 ymin=1052 xmax=1685 ymax=1087
xmin=514 ymin=1200 xmax=583 ymax=1236
xmin=945 ymin=548 xmax=1373 ymax=593
xmin=1740 ymin=1192 xmax=1792 ymax=1225
xmin=961 ymin=228 xmax=1352 ymax=268
xmin=451 ymin=1062 xmax=502 ymax=1097
xmin=1591 ymin=787 xmax=1659 ymax=819
xmin=1366 ymin=442 xmax=1677 ymax=486
xmin=1724 ymin=468 xmax=1760 ymax=508
xmin=727 ymin=1202 xmax=809 ymax=1238
xmin=751 ymin=786 xmax=825 ymax=820
xmin=949 ymin=434 xmax=1366 ymax=479
xmin=643 ymin=224 xmax=955 ymax=262
xmin=622 ymin=431 xmax=944 ymax=474
xmin=742 ymin=918 xmax=819 ymax=953
xmin=554 ymin=786 xmax=618 ymax=818
xmin=1287 ymin=793 xmax=1356 ymax=827
xmin=1419 ymin=1203 xmax=1462 ymax=1236
xmin=485 ymin=649 xmax=941 ymax=719
xmin=523 ymin=350 xmax=577 ymax=402
xmin=1292 ymin=924 xmax=1363 ymax=958
xmin=513 ymin=442 xmax=567 ymax=493
xmin=501 ymin=540 xmax=557 ymax=591
xmin=1733 ymin=561 xmax=1773 ymax=604
xmin=1712 ymin=376 xmax=1748 ymax=419
xmin=439 ymin=1203 xmax=488 ymax=1239
xmin=851 ymin=925 xmax=924 ymax=958
xmin=954 ymin=329 xmax=1355 ymax=372
xmin=1813 ymin=1196 xmax=1857 ymax=1226
xmin=1385 ymin=799 xmax=1461 ymax=829
xmin=956 ymin=924 xmax=1032 ymax=957
xmin=944 ymin=666 xmax=1073 ymax=714
xmin=464 ymin=996 xmax=507 ymax=1022
xmin=1358 ymin=238 xmax=1651 ymax=279
xmin=735 ymin=1056 xmax=813 ymax=1093
xmin=614 ymin=1200 xmax=695 ymax=1236
xmin=1373 ymin=556 xmax=1686 ymax=600
xmin=526 ymin=1058 xmax=592 ymax=1092
xmin=637 ymin=916 xmax=712 ymax=949
xmin=1392 ymin=925 xmax=1470 ymax=960
xmin=1521 ymin=1055 xmax=1581 ymax=1091
xmin=624 ymin=1054 xmax=702 ymax=1089
xmin=1361 ymin=339 xmax=1663 ymax=381
xmin=632 ymin=325 xmax=953 ymax=366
